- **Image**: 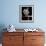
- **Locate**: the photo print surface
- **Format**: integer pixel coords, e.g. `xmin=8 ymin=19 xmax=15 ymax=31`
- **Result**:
xmin=22 ymin=7 xmax=32 ymax=20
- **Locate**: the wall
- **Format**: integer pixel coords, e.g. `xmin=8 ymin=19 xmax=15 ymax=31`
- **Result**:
xmin=0 ymin=0 xmax=46 ymax=43
xmin=0 ymin=0 xmax=46 ymax=29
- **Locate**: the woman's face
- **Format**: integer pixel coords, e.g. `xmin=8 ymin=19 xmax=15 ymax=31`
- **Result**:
xmin=23 ymin=8 xmax=29 ymax=15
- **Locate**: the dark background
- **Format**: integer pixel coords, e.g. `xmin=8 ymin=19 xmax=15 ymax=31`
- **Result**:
xmin=22 ymin=7 xmax=32 ymax=16
xmin=22 ymin=7 xmax=32 ymax=20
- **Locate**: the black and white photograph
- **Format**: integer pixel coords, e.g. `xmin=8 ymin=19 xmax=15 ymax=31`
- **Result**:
xmin=19 ymin=5 xmax=34 ymax=23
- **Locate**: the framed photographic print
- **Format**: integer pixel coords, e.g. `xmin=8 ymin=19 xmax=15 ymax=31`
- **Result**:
xmin=19 ymin=5 xmax=34 ymax=23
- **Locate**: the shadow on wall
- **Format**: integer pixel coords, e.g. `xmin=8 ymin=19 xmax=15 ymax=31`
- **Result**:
xmin=0 ymin=24 xmax=7 ymax=43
